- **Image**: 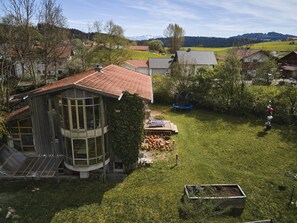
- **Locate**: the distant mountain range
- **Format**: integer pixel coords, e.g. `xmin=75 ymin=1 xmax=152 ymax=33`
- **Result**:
xmin=127 ymin=35 xmax=163 ymax=41
xmin=138 ymin=32 xmax=297 ymax=48
xmin=67 ymin=28 xmax=297 ymax=48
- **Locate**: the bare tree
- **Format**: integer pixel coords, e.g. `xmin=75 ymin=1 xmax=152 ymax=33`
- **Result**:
xmin=38 ymin=0 xmax=69 ymax=83
xmin=1 ymin=0 xmax=38 ymax=85
xmin=90 ymin=20 xmax=129 ymax=66
xmin=70 ymin=38 xmax=91 ymax=72
xmin=93 ymin=20 xmax=102 ymax=33
xmin=164 ymin=23 xmax=185 ymax=54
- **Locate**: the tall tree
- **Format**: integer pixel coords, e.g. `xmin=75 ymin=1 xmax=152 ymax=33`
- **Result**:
xmin=69 ymin=39 xmax=91 ymax=73
xmin=38 ymin=0 xmax=69 ymax=83
xmin=1 ymin=0 xmax=38 ymax=85
xmin=213 ymin=50 xmax=244 ymax=111
xmin=90 ymin=20 xmax=129 ymax=66
xmin=164 ymin=23 xmax=185 ymax=54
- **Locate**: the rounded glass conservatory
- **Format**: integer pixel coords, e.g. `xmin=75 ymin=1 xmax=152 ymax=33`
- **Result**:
xmin=60 ymin=89 xmax=109 ymax=171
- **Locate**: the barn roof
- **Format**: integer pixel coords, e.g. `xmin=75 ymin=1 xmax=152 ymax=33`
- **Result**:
xmin=175 ymin=50 xmax=217 ymax=66
xmin=148 ymin=58 xmax=172 ymax=69
xmin=124 ymin=60 xmax=148 ymax=68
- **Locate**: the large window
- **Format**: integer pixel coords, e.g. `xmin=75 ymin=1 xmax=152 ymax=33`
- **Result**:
xmin=61 ymin=97 xmax=100 ymax=130
xmin=10 ymin=117 xmax=35 ymax=153
xmin=64 ymin=136 xmax=103 ymax=166
xmin=60 ymin=90 xmax=108 ymax=168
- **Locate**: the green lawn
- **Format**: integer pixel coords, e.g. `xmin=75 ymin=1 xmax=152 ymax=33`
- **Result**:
xmin=1 ymin=106 xmax=297 ymax=222
xmin=127 ymin=50 xmax=171 ymax=60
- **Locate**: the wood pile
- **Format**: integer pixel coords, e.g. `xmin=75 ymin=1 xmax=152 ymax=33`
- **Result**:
xmin=141 ymin=135 xmax=173 ymax=151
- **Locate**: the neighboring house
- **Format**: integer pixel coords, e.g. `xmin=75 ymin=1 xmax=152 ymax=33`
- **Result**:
xmin=233 ymin=49 xmax=271 ymax=79
xmin=14 ymin=45 xmax=73 ymax=79
xmin=171 ymin=50 xmax=217 ymax=74
xmin=3 ymin=65 xmax=153 ymax=178
xmin=128 ymin=46 xmax=149 ymax=51
xmin=279 ymin=51 xmax=297 ymax=78
xmin=123 ymin=60 xmax=149 ymax=75
xmin=148 ymin=58 xmax=172 ymax=75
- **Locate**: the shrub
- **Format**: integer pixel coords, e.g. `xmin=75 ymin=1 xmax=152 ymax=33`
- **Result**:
xmin=152 ymin=74 xmax=173 ymax=104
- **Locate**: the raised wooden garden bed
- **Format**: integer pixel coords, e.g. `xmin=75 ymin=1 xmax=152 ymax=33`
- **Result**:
xmin=184 ymin=184 xmax=246 ymax=216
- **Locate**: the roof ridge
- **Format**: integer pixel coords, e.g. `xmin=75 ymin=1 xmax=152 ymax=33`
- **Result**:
xmin=74 ymin=71 xmax=98 ymax=85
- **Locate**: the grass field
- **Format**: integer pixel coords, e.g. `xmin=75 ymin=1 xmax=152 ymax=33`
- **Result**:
xmin=127 ymin=50 xmax=171 ymax=60
xmin=251 ymin=41 xmax=297 ymax=52
xmin=183 ymin=41 xmax=297 ymax=58
xmin=1 ymin=106 xmax=297 ymax=222
xmin=127 ymin=41 xmax=296 ymax=60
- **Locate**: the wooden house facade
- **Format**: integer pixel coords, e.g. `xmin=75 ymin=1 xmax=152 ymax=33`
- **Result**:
xmin=5 ymin=65 xmax=153 ymax=178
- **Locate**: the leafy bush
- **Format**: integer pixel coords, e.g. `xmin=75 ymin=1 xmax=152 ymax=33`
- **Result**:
xmin=152 ymin=74 xmax=173 ymax=104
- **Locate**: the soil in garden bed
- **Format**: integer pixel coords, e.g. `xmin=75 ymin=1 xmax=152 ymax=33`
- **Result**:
xmin=187 ymin=185 xmax=243 ymax=198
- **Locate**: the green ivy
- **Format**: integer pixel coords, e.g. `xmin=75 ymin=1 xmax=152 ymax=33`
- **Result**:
xmin=106 ymin=92 xmax=144 ymax=169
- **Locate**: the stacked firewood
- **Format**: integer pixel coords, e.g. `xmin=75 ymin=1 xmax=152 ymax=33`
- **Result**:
xmin=141 ymin=135 xmax=173 ymax=151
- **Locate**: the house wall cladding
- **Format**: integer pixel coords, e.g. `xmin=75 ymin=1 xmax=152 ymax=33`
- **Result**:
xmin=30 ymin=95 xmax=54 ymax=155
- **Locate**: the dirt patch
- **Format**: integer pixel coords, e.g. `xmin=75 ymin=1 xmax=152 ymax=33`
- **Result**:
xmin=150 ymin=109 xmax=166 ymax=120
xmin=186 ymin=185 xmax=242 ymax=198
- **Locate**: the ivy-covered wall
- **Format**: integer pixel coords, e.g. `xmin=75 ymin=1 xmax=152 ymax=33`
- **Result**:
xmin=106 ymin=92 xmax=145 ymax=169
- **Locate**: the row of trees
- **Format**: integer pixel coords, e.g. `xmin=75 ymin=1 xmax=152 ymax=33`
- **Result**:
xmin=0 ymin=0 xmax=68 ymax=111
xmin=0 ymin=0 xmax=68 ymax=84
xmin=0 ymin=0 xmax=133 ymax=110
xmin=154 ymin=50 xmax=297 ymax=124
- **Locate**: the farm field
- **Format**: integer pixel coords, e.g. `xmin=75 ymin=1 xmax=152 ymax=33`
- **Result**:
xmin=125 ymin=41 xmax=296 ymax=61
xmin=251 ymin=41 xmax=297 ymax=52
xmin=1 ymin=105 xmax=297 ymax=222
xmin=127 ymin=50 xmax=171 ymax=60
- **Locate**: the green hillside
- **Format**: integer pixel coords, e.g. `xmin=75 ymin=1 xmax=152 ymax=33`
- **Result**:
xmin=251 ymin=41 xmax=297 ymax=52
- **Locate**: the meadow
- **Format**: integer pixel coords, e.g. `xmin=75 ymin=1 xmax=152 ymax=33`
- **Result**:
xmin=1 ymin=105 xmax=297 ymax=222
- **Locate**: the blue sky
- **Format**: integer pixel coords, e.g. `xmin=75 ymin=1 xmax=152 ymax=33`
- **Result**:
xmin=2 ymin=0 xmax=297 ymax=38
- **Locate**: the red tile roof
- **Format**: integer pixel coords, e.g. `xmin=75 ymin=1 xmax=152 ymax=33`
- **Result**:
xmin=33 ymin=65 xmax=153 ymax=101
xmin=234 ymin=49 xmax=262 ymax=59
xmin=124 ymin=60 xmax=148 ymax=68
xmin=219 ymin=49 xmax=266 ymax=61
xmin=6 ymin=105 xmax=30 ymax=121
xmin=128 ymin=46 xmax=149 ymax=51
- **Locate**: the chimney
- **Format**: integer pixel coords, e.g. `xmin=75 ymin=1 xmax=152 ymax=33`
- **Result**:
xmin=95 ymin=64 xmax=103 ymax=72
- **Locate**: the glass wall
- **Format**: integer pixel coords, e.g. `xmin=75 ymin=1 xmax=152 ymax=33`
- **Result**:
xmin=60 ymin=89 xmax=108 ymax=167
xmin=61 ymin=97 xmax=100 ymax=130
xmin=10 ymin=117 xmax=35 ymax=153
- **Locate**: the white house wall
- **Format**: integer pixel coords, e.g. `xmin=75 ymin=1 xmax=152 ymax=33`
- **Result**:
xmin=150 ymin=68 xmax=169 ymax=75
xmin=15 ymin=59 xmax=69 ymax=79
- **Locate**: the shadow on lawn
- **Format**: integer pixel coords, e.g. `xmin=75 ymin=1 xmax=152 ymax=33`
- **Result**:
xmin=171 ymin=107 xmax=263 ymax=128
xmin=170 ymin=107 xmax=297 ymax=147
xmin=257 ymin=131 xmax=268 ymax=137
xmin=0 ymin=178 xmax=118 ymax=223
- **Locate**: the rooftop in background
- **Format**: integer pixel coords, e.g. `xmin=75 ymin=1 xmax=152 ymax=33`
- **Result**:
xmin=234 ymin=49 xmax=264 ymax=60
xmin=128 ymin=46 xmax=149 ymax=51
xmin=148 ymin=58 xmax=172 ymax=69
xmin=175 ymin=50 xmax=217 ymax=66
xmin=124 ymin=60 xmax=148 ymax=68
xmin=33 ymin=64 xmax=153 ymax=102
